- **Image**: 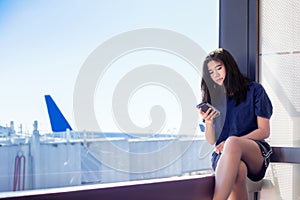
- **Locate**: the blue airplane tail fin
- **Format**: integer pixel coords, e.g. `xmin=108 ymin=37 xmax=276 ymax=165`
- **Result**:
xmin=44 ymin=95 xmax=72 ymax=132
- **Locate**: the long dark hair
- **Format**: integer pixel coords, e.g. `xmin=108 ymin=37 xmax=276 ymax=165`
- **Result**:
xmin=201 ymin=48 xmax=250 ymax=105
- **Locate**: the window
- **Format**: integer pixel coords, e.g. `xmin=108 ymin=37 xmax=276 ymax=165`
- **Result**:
xmin=259 ymin=0 xmax=300 ymax=199
xmin=0 ymin=0 xmax=219 ymax=194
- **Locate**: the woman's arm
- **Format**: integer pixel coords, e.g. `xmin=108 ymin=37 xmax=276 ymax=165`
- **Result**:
xmin=200 ymin=108 xmax=217 ymax=145
xmin=241 ymin=116 xmax=270 ymax=140
xmin=215 ymin=116 xmax=270 ymax=154
xmin=205 ymin=122 xmax=216 ymax=145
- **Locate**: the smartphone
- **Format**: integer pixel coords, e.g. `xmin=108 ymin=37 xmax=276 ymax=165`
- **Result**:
xmin=196 ymin=102 xmax=220 ymax=117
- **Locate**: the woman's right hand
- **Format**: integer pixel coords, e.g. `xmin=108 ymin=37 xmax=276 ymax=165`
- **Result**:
xmin=199 ymin=108 xmax=218 ymax=124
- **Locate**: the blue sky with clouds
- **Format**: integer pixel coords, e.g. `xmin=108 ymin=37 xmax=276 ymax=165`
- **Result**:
xmin=0 ymin=0 xmax=218 ymax=133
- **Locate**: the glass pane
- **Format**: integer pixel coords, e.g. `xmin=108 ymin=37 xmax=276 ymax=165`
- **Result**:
xmin=0 ymin=0 xmax=219 ymax=194
xmin=259 ymin=0 xmax=300 ymax=199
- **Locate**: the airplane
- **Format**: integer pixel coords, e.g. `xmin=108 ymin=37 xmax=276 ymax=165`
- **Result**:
xmin=44 ymin=95 xmax=73 ymax=132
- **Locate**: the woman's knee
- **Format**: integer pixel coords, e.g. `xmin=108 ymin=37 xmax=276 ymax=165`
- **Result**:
xmin=223 ymin=136 xmax=242 ymax=153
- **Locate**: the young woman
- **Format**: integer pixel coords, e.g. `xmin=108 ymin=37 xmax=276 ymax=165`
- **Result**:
xmin=199 ymin=48 xmax=273 ymax=200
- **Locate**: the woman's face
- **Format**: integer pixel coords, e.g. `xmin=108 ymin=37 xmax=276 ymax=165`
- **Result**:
xmin=207 ymin=60 xmax=226 ymax=85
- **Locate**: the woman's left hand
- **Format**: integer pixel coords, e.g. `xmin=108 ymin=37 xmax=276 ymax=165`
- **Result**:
xmin=215 ymin=141 xmax=225 ymax=154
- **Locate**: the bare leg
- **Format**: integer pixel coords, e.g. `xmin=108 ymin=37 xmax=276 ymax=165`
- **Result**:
xmin=212 ymin=136 xmax=264 ymax=200
xmin=228 ymin=161 xmax=248 ymax=200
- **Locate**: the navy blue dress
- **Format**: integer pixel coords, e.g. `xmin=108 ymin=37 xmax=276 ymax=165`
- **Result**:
xmin=216 ymin=82 xmax=273 ymax=145
xmin=210 ymin=82 xmax=273 ymax=181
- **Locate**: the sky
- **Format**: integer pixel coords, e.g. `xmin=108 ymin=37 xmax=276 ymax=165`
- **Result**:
xmin=0 ymin=0 xmax=219 ymax=134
